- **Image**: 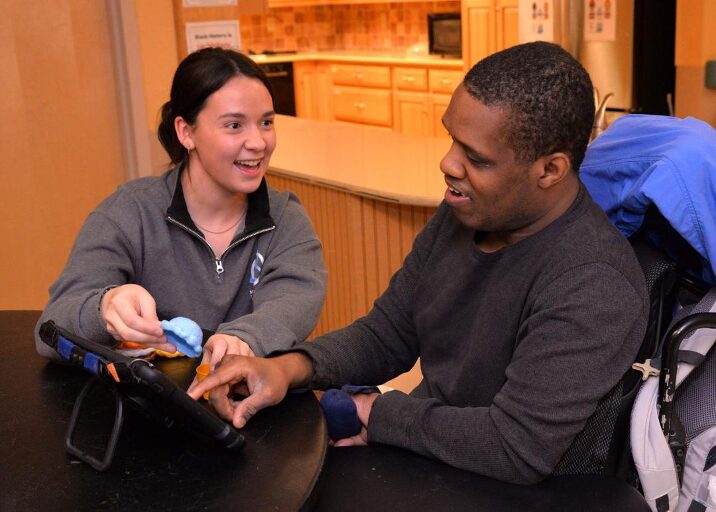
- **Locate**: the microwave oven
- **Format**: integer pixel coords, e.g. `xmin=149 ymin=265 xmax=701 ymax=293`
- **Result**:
xmin=427 ymin=13 xmax=462 ymax=58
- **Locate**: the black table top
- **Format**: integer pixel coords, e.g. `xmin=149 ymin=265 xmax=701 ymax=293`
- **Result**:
xmin=314 ymin=445 xmax=651 ymax=512
xmin=0 ymin=311 xmax=326 ymax=511
xmin=1 ymin=311 xmax=651 ymax=512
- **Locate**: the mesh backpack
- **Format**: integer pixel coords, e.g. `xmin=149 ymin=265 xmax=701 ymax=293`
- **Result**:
xmin=630 ymin=286 xmax=716 ymax=512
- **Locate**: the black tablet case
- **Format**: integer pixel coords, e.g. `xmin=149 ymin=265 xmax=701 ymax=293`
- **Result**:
xmin=38 ymin=320 xmax=244 ymax=469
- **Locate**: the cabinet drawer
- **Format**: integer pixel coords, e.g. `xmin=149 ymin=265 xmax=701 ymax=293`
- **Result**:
xmin=332 ymin=87 xmax=392 ymax=127
xmin=429 ymin=69 xmax=463 ymax=94
xmin=330 ymin=64 xmax=391 ymax=88
xmin=393 ymin=67 xmax=428 ymax=92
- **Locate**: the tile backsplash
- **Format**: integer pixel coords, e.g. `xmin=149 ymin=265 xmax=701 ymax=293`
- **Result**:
xmin=240 ymin=2 xmax=460 ymax=53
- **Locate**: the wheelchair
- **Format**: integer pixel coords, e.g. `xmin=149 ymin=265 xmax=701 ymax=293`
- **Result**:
xmin=580 ymin=113 xmax=716 ymax=512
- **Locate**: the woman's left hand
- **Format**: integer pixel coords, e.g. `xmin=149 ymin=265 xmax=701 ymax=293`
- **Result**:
xmin=202 ymin=333 xmax=255 ymax=370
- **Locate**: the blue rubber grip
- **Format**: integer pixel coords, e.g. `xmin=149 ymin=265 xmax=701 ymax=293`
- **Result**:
xmin=57 ymin=334 xmax=101 ymax=376
xmin=57 ymin=336 xmax=75 ymax=361
xmin=83 ymin=351 xmax=101 ymax=375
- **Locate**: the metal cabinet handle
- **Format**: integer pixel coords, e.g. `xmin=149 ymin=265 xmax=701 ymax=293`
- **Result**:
xmin=441 ymin=78 xmax=452 ymax=84
xmin=403 ymin=76 xmax=416 ymax=83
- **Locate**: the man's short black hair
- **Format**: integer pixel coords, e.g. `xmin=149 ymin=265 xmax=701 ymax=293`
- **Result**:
xmin=463 ymin=42 xmax=595 ymax=171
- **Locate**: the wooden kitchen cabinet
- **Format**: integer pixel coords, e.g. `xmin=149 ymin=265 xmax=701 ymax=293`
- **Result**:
xmin=332 ymin=86 xmax=392 ymax=127
xmin=393 ymin=91 xmax=431 ymax=136
xmin=393 ymin=67 xmax=431 ymax=136
xmin=329 ymin=63 xmax=392 ymax=127
xmin=461 ymin=0 xmax=493 ymax=69
xmin=294 ymin=61 xmax=317 ymax=119
xmin=393 ymin=67 xmax=429 ymax=93
xmin=330 ymin=63 xmax=392 ymax=88
xmin=495 ymin=0 xmax=519 ymax=55
xmin=293 ymin=59 xmax=462 ymax=135
xmin=392 ymin=69 xmax=461 ymax=137
xmin=429 ymin=69 xmax=463 ymax=95
xmin=431 ymin=94 xmax=452 ymax=137
xmin=294 ymin=61 xmax=332 ymax=121
xmin=427 ymin=69 xmax=461 ymax=137
xmin=461 ymin=0 xmax=518 ymax=69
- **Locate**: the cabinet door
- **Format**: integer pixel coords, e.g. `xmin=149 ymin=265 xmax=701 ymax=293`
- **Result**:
xmin=332 ymin=86 xmax=392 ymax=127
xmin=431 ymin=94 xmax=452 ymax=137
xmin=495 ymin=0 xmax=519 ymax=52
xmin=393 ymin=92 xmax=431 ymax=136
xmin=294 ymin=61 xmax=317 ymax=119
xmin=315 ymin=62 xmax=333 ymax=121
xmin=462 ymin=0 xmax=494 ymax=69
xmin=294 ymin=61 xmax=332 ymax=121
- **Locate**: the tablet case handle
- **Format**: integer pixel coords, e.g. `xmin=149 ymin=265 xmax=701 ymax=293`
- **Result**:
xmin=65 ymin=378 xmax=125 ymax=472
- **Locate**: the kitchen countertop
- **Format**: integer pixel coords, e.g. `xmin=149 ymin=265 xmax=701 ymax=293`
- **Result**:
xmin=269 ymin=115 xmax=451 ymax=207
xmin=251 ymin=50 xmax=463 ymax=68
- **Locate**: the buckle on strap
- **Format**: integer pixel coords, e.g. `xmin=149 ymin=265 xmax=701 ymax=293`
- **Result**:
xmin=632 ymin=358 xmax=661 ymax=381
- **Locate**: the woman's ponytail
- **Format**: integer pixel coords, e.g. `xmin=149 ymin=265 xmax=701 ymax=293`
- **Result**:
xmin=157 ymin=100 xmax=186 ymax=165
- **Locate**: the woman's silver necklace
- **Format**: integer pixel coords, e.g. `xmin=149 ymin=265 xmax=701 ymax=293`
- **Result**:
xmin=194 ymin=211 xmax=245 ymax=235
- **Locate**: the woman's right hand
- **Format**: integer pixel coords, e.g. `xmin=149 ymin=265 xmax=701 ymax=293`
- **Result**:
xmin=201 ymin=333 xmax=256 ymax=370
xmin=187 ymin=334 xmax=254 ymax=395
xmin=100 ymin=284 xmax=175 ymax=351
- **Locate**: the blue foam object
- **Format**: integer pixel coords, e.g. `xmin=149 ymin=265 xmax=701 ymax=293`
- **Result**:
xmin=160 ymin=317 xmax=203 ymax=358
xmin=319 ymin=389 xmax=362 ymax=441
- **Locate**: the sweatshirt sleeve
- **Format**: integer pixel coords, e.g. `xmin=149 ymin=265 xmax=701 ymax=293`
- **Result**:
xmin=216 ymin=195 xmax=328 ymax=356
xmin=366 ymin=264 xmax=646 ymax=484
xmin=34 ymin=208 xmax=138 ymax=359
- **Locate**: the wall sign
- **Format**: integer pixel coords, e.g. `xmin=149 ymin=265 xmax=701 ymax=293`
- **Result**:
xmin=584 ymin=0 xmax=616 ymax=42
xmin=185 ymin=20 xmax=241 ymax=53
xmin=518 ymin=0 xmax=555 ymax=43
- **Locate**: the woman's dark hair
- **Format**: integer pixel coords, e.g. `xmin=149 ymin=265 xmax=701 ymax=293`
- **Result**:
xmin=157 ymin=47 xmax=274 ymax=164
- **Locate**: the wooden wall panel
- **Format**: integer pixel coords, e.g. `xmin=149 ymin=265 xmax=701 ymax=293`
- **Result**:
xmin=0 ymin=0 xmax=126 ymax=310
xmin=266 ymin=173 xmax=437 ymax=391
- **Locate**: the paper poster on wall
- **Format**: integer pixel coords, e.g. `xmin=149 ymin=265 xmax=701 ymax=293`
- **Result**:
xmin=183 ymin=0 xmax=237 ymax=6
xmin=518 ymin=0 xmax=554 ymax=43
xmin=584 ymin=0 xmax=616 ymax=41
xmin=185 ymin=20 xmax=241 ymax=53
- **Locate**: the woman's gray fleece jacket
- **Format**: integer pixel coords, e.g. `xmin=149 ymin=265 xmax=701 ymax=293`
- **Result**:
xmin=35 ymin=167 xmax=327 ymax=357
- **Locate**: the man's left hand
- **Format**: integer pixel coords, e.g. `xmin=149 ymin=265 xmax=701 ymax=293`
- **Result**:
xmin=333 ymin=392 xmax=380 ymax=447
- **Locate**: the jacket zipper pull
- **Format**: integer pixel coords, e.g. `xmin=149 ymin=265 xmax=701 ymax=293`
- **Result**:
xmin=215 ymin=259 xmax=224 ymax=275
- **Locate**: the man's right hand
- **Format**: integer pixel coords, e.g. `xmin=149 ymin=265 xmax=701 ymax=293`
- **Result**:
xmin=100 ymin=284 xmax=175 ymax=352
xmin=187 ymin=352 xmax=314 ymax=428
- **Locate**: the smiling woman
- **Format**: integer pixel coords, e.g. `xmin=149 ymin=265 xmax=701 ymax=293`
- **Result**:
xmin=174 ymin=74 xmax=277 ymax=256
xmin=35 ymin=48 xmax=328 ymax=369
